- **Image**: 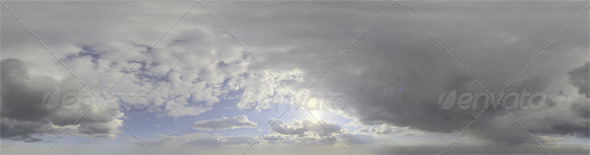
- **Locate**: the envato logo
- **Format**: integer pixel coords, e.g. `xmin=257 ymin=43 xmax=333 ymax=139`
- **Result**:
xmin=240 ymin=89 xmax=351 ymax=112
xmin=438 ymin=89 xmax=547 ymax=111
xmin=42 ymin=90 xmax=151 ymax=112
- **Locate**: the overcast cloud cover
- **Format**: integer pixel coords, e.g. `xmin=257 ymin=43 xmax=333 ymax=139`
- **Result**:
xmin=1 ymin=0 xmax=589 ymax=154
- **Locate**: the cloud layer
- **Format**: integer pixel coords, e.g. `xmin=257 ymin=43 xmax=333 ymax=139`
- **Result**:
xmin=1 ymin=1 xmax=588 ymax=154
xmin=193 ymin=115 xmax=257 ymax=131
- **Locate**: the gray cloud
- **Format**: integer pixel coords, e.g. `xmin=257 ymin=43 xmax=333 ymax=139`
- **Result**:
xmin=338 ymin=133 xmax=376 ymax=145
xmin=0 ymin=58 xmax=123 ymax=142
xmin=568 ymin=62 xmax=589 ymax=98
xmin=200 ymin=1 xmax=589 ymax=152
xmin=355 ymin=125 xmax=422 ymax=136
xmin=358 ymin=126 xmax=393 ymax=135
xmin=572 ymin=102 xmax=589 ymax=119
xmin=269 ymin=119 xmax=342 ymax=137
xmin=263 ymin=118 xmax=377 ymax=146
xmin=2 ymin=1 xmax=588 ymax=154
xmin=193 ymin=115 xmax=256 ymax=131
xmin=201 ymin=3 xmax=588 ymax=153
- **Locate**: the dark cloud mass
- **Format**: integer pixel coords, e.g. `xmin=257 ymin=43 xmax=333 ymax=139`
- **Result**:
xmin=1 ymin=58 xmax=122 ymax=142
xmin=207 ymin=0 xmax=588 ymax=133
xmin=569 ymin=62 xmax=589 ymax=98
xmin=1 ymin=1 xmax=588 ymax=154
xmin=556 ymin=62 xmax=590 ymax=138
xmin=287 ymin=1 xmax=590 ymax=151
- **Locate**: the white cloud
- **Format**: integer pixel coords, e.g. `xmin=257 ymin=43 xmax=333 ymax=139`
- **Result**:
xmin=258 ymin=118 xmax=379 ymax=146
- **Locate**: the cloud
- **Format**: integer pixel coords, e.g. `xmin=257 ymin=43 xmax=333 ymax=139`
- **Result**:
xmin=193 ymin=115 xmax=256 ymax=131
xmin=0 ymin=58 xmax=123 ymax=142
xmin=265 ymin=119 xmax=342 ymax=145
xmin=2 ymin=1 xmax=588 ymax=154
xmin=265 ymin=2 xmax=590 ymax=150
xmin=269 ymin=119 xmax=342 ymax=137
xmin=358 ymin=126 xmax=393 ymax=135
xmin=338 ymin=133 xmax=376 ymax=145
xmin=261 ymin=118 xmax=376 ymax=146
xmin=568 ymin=62 xmax=589 ymax=98
xmin=146 ymin=132 xmax=253 ymax=147
xmin=356 ymin=125 xmax=423 ymax=136
xmin=1 ymin=0 xmax=295 ymax=119
xmin=571 ymin=102 xmax=589 ymax=119
xmin=235 ymin=69 xmax=296 ymax=111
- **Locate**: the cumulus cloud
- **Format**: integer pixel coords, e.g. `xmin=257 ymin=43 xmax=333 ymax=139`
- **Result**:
xmin=358 ymin=126 xmax=393 ymax=135
xmin=193 ymin=115 xmax=256 ymax=131
xmin=236 ymin=70 xmax=296 ymax=111
xmin=261 ymin=118 xmax=376 ymax=146
xmin=0 ymin=58 xmax=123 ymax=142
xmin=103 ymin=13 xmax=301 ymax=117
xmin=1 ymin=0 xmax=295 ymax=119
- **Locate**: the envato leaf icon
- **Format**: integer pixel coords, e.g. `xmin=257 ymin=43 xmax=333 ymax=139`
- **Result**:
xmin=42 ymin=89 xmax=61 ymax=110
xmin=438 ymin=89 xmax=457 ymax=110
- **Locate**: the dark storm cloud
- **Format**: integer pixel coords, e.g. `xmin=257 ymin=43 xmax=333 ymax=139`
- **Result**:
xmin=547 ymin=116 xmax=589 ymax=138
xmin=571 ymin=102 xmax=589 ymax=119
xmin=1 ymin=59 xmax=54 ymax=121
xmin=545 ymin=63 xmax=590 ymax=137
xmin=1 ymin=58 xmax=68 ymax=142
xmin=536 ymin=61 xmax=590 ymax=138
xmin=568 ymin=62 xmax=589 ymax=98
xmin=204 ymin=1 xmax=589 ymax=150
xmin=0 ymin=58 xmax=122 ymax=142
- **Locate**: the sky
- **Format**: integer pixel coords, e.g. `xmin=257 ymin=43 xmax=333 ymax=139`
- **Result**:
xmin=1 ymin=0 xmax=589 ymax=154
